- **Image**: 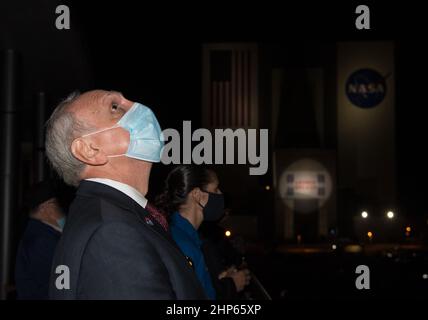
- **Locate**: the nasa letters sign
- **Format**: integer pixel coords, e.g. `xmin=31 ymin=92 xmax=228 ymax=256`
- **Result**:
xmin=346 ymin=68 xmax=387 ymax=108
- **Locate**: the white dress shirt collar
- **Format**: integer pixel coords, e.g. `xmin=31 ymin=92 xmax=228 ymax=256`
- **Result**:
xmin=40 ymin=220 xmax=63 ymax=233
xmin=85 ymin=178 xmax=148 ymax=209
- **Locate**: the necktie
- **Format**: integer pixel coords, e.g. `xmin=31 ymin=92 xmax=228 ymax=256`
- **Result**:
xmin=145 ymin=202 xmax=169 ymax=232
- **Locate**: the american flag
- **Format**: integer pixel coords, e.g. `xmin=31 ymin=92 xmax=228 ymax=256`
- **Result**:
xmin=203 ymin=44 xmax=258 ymax=129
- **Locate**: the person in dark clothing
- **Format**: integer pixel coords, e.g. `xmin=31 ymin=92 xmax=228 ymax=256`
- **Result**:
xmin=45 ymin=90 xmax=206 ymax=299
xmin=156 ymin=165 xmax=251 ymax=299
xmin=200 ymin=215 xmax=273 ymax=300
xmin=199 ymin=221 xmax=245 ymax=299
xmin=15 ymin=180 xmax=66 ymax=300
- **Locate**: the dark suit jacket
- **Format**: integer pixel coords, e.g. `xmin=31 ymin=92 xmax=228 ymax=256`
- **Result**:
xmin=49 ymin=180 xmax=207 ymax=300
xmin=15 ymin=218 xmax=61 ymax=300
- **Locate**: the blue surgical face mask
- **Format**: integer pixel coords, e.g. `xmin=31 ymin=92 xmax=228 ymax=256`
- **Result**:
xmin=57 ymin=216 xmax=66 ymax=230
xmin=81 ymin=102 xmax=164 ymax=162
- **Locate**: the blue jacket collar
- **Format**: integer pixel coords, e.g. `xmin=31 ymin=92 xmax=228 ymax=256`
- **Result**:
xmin=170 ymin=212 xmax=202 ymax=247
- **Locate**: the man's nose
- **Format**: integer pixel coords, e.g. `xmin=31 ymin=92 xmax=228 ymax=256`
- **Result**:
xmin=122 ymin=98 xmax=134 ymax=110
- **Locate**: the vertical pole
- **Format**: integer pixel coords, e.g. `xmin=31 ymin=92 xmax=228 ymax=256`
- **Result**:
xmin=35 ymin=92 xmax=46 ymax=182
xmin=0 ymin=49 xmax=18 ymax=300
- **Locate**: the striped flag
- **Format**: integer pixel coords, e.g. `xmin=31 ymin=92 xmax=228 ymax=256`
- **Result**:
xmin=203 ymin=44 xmax=258 ymax=129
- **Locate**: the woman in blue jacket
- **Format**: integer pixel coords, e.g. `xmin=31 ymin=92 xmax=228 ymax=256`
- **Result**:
xmin=156 ymin=165 xmax=250 ymax=299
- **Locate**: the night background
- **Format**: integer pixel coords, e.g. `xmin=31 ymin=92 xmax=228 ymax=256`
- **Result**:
xmin=1 ymin=1 xmax=428 ymax=301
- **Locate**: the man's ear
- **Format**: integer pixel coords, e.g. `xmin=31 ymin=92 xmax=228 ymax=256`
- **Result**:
xmin=71 ymin=138 xmax=108 ymax=166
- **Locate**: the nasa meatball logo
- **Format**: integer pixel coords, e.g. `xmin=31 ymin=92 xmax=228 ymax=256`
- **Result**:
xmin=346 ymin=68 xmax=387 ymax=108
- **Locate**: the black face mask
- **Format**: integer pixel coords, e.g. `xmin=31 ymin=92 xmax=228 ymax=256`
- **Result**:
xmin=198 ymin=191 xmax=225 ymax=221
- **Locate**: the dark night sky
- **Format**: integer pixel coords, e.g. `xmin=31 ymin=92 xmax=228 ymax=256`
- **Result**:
xmin=1 ymin=1 xmax=428 ymax=218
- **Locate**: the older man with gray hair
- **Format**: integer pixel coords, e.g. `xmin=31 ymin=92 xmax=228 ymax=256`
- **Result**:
xmin=46 ymin=89 xmax=206 ymax=299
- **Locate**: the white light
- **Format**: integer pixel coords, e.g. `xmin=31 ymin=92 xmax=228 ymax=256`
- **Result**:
xmin=361 ymin=211 xmax=368 ymax=218
xmin=332 ymin=244 xmax=337 ymax=250
xmin=279 ymin=159 xmax=333 ymax=214
xmin=387 ymin=211 xmax=394 ymax=219
xmin=423 ymin=274 xmax=428 ymax=280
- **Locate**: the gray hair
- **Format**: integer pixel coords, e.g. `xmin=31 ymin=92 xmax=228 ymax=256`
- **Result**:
xmin=45 ymin=92 xmax=94 ymax=186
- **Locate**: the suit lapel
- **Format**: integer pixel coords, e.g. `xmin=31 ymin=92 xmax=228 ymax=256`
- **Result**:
xmin=77 ymin=181 xmax=187 ymax=260
xmin=132 ymin=205 xmax=183 ymax=252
